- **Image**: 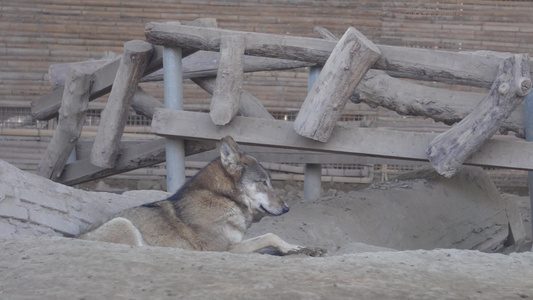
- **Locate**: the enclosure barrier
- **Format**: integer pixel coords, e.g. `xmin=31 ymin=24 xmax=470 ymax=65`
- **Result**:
xmin=30 ymin=19 xmax=533 ymax=240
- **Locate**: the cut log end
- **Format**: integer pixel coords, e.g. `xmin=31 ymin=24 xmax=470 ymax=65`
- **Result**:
xmin=518 ymin=77 xmax=532 ymax=96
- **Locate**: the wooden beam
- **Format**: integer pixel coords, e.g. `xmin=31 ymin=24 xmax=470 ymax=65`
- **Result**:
xmin=210 ymin=35 xmax=245 ymax=125
xmin=90 ymin=40 xmax=153 ymax=168
xmin=48 ymin=58 xmax=112 ymax=90
xmin=427 ymin=54 xmax=532 ymax=177
xmin=294 ymin=27 xmax=381 ymax=142
xmin=59 ymin=139 xmax=215 ymax=186
xmin=141 ymin=52 xmax=313 ymax=82
xmin=130 ymin=86 xmax=164 ymax=119
xmin=145 ymin=22 xmax=527 ymax=88
xmin=351 ymin=70 xmax=526 ymax=139
xmin=33 ymin=50 xmax=310 ymax=121
xmin=37 ymin=66 xmax=93 ymax=180
xmin=31 ymin=44 xmax=197 ymax=121
xmin=151 ymin=109 xmax=533 ymax=171
xmin=192 ymin=77 xmax=274 ymax=119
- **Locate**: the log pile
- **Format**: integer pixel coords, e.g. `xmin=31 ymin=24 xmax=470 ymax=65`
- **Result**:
xmin=30 ymin=18 xmax=533 ymax=186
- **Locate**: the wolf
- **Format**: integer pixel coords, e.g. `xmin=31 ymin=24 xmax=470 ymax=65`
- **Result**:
xmin=78 ymin=136 xmax=325 ymax=256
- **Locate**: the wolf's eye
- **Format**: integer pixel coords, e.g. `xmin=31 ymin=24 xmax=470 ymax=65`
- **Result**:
xmin=263 ymin=181 xmax=268 ymax=187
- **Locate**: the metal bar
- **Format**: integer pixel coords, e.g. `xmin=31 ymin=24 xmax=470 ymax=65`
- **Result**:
xmin=525 ymin=92 xmax=533 ymax=251
xmin=163 ymin=44 xmax=186 ymax=194
xmin=303 ymin=66 xmax=322 ymax=201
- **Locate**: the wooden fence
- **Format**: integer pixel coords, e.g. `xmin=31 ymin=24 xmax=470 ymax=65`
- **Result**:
xmin=30 ymin=18 xmax=533 ymax=200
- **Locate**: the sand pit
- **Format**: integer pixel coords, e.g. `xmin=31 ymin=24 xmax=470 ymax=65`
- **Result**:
xmin=0 ymin=160 xmax=532 ymax=298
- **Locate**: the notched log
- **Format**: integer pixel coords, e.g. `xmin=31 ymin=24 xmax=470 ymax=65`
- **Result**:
xmin=426 ymin=54 xmax=531 ymax=177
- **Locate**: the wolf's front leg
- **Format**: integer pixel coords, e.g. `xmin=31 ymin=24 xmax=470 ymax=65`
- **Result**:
xmin=229 ymin=233 xmax=326 ymax=257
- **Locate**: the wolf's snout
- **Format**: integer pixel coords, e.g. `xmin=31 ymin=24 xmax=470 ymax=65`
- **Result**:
xmin=282 ymin=205 xmax=290 ymax=214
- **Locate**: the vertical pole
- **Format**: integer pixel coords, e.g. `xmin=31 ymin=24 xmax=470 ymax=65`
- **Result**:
xmin=163 ymin=45 xmax=186 ymax=194
xmin=303 ymin=66 xmax=322 ymax=201
xmin=525 ymin=92 xmax=533 ymax=251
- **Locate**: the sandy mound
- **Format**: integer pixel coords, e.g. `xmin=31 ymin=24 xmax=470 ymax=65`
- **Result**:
xmin=1 ymin=159 xmax=532 ymax=298
xmin=0 ymin=237 xmax=532 ymax=299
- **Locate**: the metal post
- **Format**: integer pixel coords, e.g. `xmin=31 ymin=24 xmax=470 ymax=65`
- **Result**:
xmin=303 ymin=66 xmax=322 ymax=201
xmin=163 ymin=45 xmax=186 ymax=194
xmin=525 ymin=92 xmax=533 ymax=251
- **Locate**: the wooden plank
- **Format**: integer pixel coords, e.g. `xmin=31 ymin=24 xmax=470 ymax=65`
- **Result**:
xmin=352 ymin=70 xmax=526 ymax=139
xmin=37 ymin=66 xmax=93 ymax=180
xmin=427 ymin=54 xmax=532 ymax=177
xmin=151 ymin=109 xmax=533 ymax=171
xmin=210 ymin=35 xmax=245 ymax=125
xmin=90 ymin=40 xmax=153 ymax=168
xmin=59 ymin=139 xmax=215 ymax=186
xmin=294 ymin=27 xmax=381 ymax=142
xmin=144 ymin=22 xmax=523 ymax=88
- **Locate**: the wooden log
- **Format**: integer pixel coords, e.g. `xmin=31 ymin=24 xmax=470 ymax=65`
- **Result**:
xmin=210 ymin=35 xmax=245 ymax=125
xmin=294 ymin=27 xmax=381 ymax=142
xmin=145 ymin=22 xmax=529 ymax=88
xmin=59 ymin=139 xmax=215 ymax=186
xmin=90 ymin=40 xmax=153 ymax=168
xmin=145 ymin=22 xmax=334 ymax=65
xmin=141 ymin=52 xmax=313 ymax=82
xmin=31 ymin=43 xmax=197 ymax=121
xmin=351 ymin=70 xmax=526 ymax=138
xmin=34 ymin=50 xmax=310 ymax=122
xmin=192 ymin=77 xmax=273 ymax=119
xmin=37 ymin=66 xmax=93 ymax=180
xmin=131 ymin=86 xmax=163 ymax=119
xmin=48 ymin=58 xmax=113 ymax=90
xmin=151 ymin=109 xmax=533 ymax=171
xmin=427 ymin=54 xmax=532 ymax=177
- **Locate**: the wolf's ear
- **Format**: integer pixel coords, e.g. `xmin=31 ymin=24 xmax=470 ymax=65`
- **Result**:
xmin=220 ymin=136 xmax=243 ymax=177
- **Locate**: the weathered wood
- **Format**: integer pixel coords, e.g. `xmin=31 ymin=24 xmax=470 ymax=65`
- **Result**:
xmin=37 ymin=66 xmax=93 ymax=180
xmin=294 ymin=27 xmax=381 ymax=142
xmin=145 ymin=22 xmax=528 ymax=88
xmin=192 ymin=77 xmax=273 ymax=119
xmin=209 ymin=35 xmax=245 ymax=125
xmin=151 ymin=109 xmax=533 ymax=171
xmin=313 ymin=26 xmax=339 ymax=41
xmin=427 ymin=54 xmax=532 ymax=177
xmin=90 ymin=40 xmax=153 ymax=168
xmin=141 ymin=52 xmax=314 ymax=82
xmin=48 ymin=58 xmax=113 ymax=90
xmin=59 ymin=139 xmax=215 ymax=186
xmin=145 ymin=22 xmax=334 ymax=64
xmin=31 ymin=44 xmax=194 ymax=121
xmin=351 ymin=70 xmax=526 ymax=138
xmin=34 ymin=50 xmax=310 ymax=122
xmin=131 ymin=87 xmax=163 ymax=119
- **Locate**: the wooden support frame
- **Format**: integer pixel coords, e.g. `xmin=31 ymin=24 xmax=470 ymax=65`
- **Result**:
xmin=152 ymin=109 xmax=533 ymax=171
xmin=145 ymin=22 xmax=533 ymax=88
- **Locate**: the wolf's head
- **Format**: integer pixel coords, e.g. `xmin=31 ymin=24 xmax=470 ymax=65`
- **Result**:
xmin=220 ymin=136 xmax=289 ymax=218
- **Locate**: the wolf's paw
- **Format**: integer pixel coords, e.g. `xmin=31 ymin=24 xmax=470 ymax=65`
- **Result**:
xmin=287 ymin=246 xmax=327 ymax=257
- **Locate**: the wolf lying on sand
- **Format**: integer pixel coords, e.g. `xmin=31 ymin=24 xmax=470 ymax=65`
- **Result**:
xmin=78 ymin=136 xmax=325 ymax=256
